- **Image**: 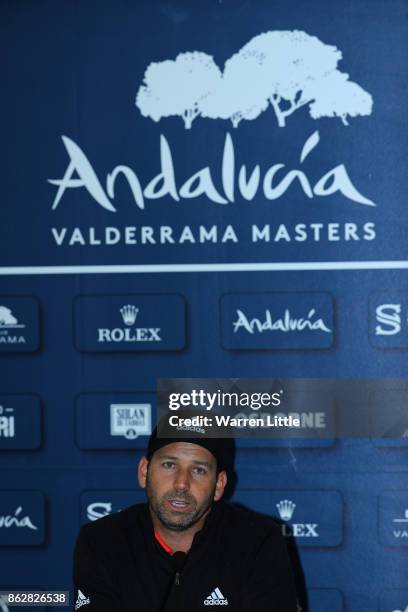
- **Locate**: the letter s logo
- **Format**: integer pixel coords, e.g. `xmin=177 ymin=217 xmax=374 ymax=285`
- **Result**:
xmin=87 ymin=502 xmax=112 ymax=522
xmin=375 ymin=304 xmax=401 ymax=336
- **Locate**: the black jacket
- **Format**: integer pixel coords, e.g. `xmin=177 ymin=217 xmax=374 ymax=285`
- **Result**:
xmin=73 ymin=502 xmax=297 ymax=611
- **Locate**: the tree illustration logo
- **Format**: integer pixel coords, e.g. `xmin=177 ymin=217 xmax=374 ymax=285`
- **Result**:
xmin=136 ymin=30 xmax=373 ymax=129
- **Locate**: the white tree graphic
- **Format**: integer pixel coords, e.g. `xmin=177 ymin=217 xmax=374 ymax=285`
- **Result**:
xmin=136 ymin=51 xmax=221 ymax=129
xmin=240 ymin=30 xmax=372 ymax=127
xmin=201 ymin=52 xmax=269 ymax=128
xmin=136 ymin=30 xmax=373 ymax=129
xmin=307 ymin=71 xmax=373 ymax=125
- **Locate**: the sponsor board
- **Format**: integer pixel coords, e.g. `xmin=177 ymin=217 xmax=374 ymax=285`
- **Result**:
xmin=44 ymin=29 xmax=377 ymax=268
xmin=80 ymin=490 xmax=145 ymax=524
xmin=369 ymin=293 xmax=408 ymax=349
xmin=0 ymin=395 xmax=41 ymax=450
xmin=303 ymin=589 xmax=343 ymax=612
xmin=370 ymin=389 xmax=408 ymax=447
xmin=75 ymin=393 xmax=154 ymax=449
xmin=258 ymin=388 xmax=335 ymax=447
xmin=379 ymin=492 xmax=408 ymax=547
xmin=73 ymin=295 xmax=185 ymax=352
xmin=379 ymin=589 xmax=408 ymax=612
xmin=110 ymin=403 xmax=151 ymax=440
xmin=220 ymin=293 xmax=333 ymax=349
xmin=0 ymin=298 xmax=39 ymax=353
xmin=232 ymin=489 xmax=343 ymax=547
xmin=0 ymin=12 xmax=387 ymax=272
xmin=135 ymin=32 xmax=373 ymax=132
xmin=0 ymin=491 xmax=45 ymax=546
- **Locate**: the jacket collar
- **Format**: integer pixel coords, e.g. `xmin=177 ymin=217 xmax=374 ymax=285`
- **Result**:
xmin=127 ymin=501 xmax=223 ymax=560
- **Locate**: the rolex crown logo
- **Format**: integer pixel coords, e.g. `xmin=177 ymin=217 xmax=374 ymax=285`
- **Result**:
xmin=276 ymin=499 xmax=296 ymax=521
xmin=120 ymin=305 xmax=139 ymax=326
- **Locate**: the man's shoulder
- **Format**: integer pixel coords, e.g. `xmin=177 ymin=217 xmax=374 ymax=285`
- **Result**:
xmin=219 ymin=502 xmax=282 ymax=544
xmin=78 ymin=503 xmax=147 ymax=544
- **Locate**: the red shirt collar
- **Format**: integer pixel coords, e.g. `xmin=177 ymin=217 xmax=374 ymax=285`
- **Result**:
xmin=154 ymin=529 xmax=174 ymax=554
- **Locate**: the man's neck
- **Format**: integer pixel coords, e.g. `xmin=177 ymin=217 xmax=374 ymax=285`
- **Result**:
xmin=150 ymin=507 xmax=212 ymax=554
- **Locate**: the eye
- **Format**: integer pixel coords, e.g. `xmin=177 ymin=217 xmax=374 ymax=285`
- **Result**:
xmin=162 ymin=461 xmax=175 ymax=469
xmin=192 ymin=466 xmax=207 ymax=476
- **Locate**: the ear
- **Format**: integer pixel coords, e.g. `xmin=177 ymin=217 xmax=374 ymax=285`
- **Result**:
xmin=213 ymin=470 xmax=227 ymax=502
xmin=137 ymin=456 xmax=149 ymax=489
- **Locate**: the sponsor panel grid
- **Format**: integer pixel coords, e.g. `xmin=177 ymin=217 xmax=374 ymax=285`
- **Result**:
xmin=232 ymin=489 xmax=343 ymax=547
xmin=75 ymin=392 xmax=155 ymax=449
xmin=0 ymin=297 xmax=40 ymax=353
xmin=378 ymin=491 xmax=408 ymax=547
xmin=0 ymin=491 xmax=45 ymax=546
xmin=0 ymin=395 xmax=42 ymax=450
xmin=73 ymin=294 xmax=186 ymax=352
xmin=220 ymin=292 xmax=334 ymax=350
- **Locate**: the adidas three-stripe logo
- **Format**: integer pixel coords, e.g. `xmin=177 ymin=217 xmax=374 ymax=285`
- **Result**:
xmin=75 ymin=590 xmax=90 ymax=610
xmin=203 ymin=587 xmax=229 ymax=606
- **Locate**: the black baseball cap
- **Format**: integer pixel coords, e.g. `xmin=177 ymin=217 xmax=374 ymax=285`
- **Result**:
xmin=146 ymin=410 xmax=230 ymax=472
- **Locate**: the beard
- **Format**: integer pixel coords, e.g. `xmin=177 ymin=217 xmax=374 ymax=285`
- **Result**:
xmin=146 ymin=473 xmax=216 ymax=532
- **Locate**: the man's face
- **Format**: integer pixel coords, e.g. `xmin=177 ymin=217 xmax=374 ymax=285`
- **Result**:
xmin=138 ymin=442 xmax=226 ymax=532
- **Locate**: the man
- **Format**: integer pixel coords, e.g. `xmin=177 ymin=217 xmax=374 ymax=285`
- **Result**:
xmin=73 ymin=418 xmax=297 ymax=611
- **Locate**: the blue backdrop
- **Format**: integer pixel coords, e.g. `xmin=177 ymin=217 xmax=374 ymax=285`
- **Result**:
xmin=1 ymin=1 xmax=407 ymax=610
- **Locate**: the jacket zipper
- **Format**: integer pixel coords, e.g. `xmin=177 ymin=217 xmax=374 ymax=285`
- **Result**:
xmin=174 ymin=571 xmax=181 ymax=586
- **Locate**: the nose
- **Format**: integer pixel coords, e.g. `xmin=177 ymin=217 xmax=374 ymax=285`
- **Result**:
xmin=173 ymin=467 xmax=190 ymax=492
